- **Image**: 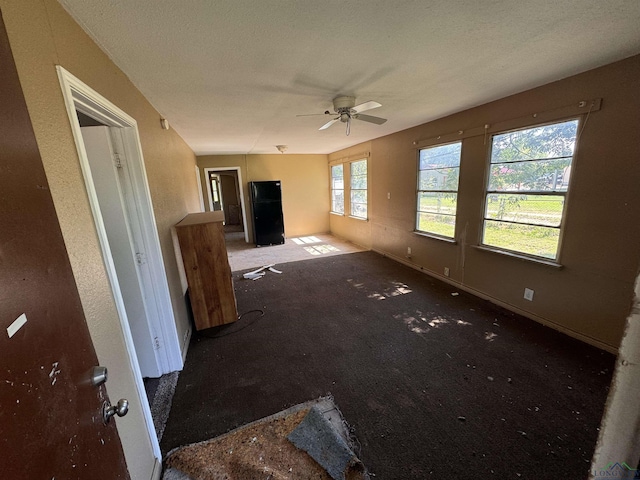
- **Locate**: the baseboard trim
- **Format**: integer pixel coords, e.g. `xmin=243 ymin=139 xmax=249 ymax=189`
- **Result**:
xmin=372 ymin=248 xmax=618 ymax=355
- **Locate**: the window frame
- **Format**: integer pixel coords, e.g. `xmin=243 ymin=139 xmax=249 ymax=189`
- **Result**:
xmin=480 ymin=117 xmax=580 ymax=262
xmin=330 ymin=163 xmax=345 ymax=215
xmin=349 ymin=159 xmax=368 ymax=220
xmin=415 ymin=141 xmax=462 ymax=240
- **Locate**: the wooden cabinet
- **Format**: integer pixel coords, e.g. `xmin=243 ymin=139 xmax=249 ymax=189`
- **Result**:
xmin=175 ymin=211 xmax=237 ymax=330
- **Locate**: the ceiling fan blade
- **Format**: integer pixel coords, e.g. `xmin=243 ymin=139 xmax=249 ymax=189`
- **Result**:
xmin=353 ymin=113 xmax=387 ymax=125
xmin=295 ymin=111 xmax=332 ymax=117
xmin=351 ymin=101 xmax=382 ymax=114
xmin=319 ymin=118 xmax=339 ymax=130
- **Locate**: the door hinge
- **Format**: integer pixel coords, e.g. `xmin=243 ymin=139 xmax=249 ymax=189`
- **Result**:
xmin=135 ymin=252 xmax=147 ymax=265
xmin=113 ymin=153 xmax=123 ymax=169
xmin=154 ymin=337 xmax=161 ymax=350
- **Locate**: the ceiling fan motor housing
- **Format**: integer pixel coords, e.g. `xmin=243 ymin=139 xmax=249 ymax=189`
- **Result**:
xmin=333 ymin=95 xmax=356 ymax=112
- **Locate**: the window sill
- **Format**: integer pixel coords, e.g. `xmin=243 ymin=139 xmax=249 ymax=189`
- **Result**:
xmin=473 ymin=245 xmax=564 ymax=269
xmin=330 ymin=211 xmax=344 ymax=217
xmin=413 ymin=231 xmax=457 ymax=244
xmin=348 ymin=215 xmax=369 ymax=222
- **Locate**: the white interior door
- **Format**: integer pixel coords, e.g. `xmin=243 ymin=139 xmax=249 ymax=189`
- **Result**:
xmin=81 ymin=126 xmax=159 ymax=378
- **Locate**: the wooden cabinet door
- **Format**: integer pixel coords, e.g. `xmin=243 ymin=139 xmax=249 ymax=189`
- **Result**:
xmin=176 ymin=212 xmax=238 ymax=330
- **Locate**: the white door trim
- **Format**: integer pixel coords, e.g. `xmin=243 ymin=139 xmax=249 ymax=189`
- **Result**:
xmin=56 ymin=66 xmax=181 ymax=459
xmin=204 ymin=167 xmax=249 ymax=243
xmin=195 ymin=166 xmax=205 ymax=212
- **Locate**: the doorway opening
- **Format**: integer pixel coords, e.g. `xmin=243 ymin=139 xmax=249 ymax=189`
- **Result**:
xmin=58 ymin=66 xmax=183 ymax=457
xmin=204 ymin=167 xmax=249 ymax=244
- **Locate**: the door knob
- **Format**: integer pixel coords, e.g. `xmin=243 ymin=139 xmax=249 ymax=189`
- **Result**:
xmin=103 ymin=398 xmax=129 ymax=424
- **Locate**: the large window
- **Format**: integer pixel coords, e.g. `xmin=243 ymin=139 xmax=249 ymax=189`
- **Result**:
xmin=416 ymin=142 xmax=462 ymax=238
xmin=350 ymin=159 xmax=368 ymax=219
xmin=331 ymin=164 xmax=344 ymax=214
xmin=482 ymin=119 xmax=579 ymax=260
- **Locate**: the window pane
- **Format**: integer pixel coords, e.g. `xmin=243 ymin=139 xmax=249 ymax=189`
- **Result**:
xmin=488 ymin=158 xmax=572 ymax=192
xmin=417 ymin=212 xmax=456 ymax=238
xmin=483 ymin=220 xmax=560 ymax=259
xmin=332 ymin=191 xmax=344 ymax=214
xmin=419 ymin=167 xmax=459 ymax=191
xmin=351 ymin=202 xmax=367 ymax=218
xmin=418 ymin=192 xmax=457 ymax=216
xmin=351 ymin=160 xmax=367 ymax=176
xmin=491 ymin=120 xmax=579 ymax=163
xmin=351 ymin=175 xmax=367 ymax=189
xmin=485 ymin=194 xmax=564 ymax=227
xmin=331 ymin=164 xmax=344 ymax=214
xmin=417 ymin=142 xmax=461 ymax=237
xmin=420 ymin=142 xmax=462 ymax=170
xmin=351 ymin=190 xmax=367 ymax=204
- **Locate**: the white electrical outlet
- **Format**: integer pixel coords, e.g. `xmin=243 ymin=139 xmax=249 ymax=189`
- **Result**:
xmin=444 ymin=267 xmax=450 ymax=277
xmin=387 ymin=192 xmax=391 ymax=200
xmin=524 ymin=288 xmax=534 ymax=301
xmin=407 ymin=247 xmax=412 ymax=256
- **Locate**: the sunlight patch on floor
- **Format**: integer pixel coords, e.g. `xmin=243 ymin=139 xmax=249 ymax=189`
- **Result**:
xmin=347 ymin=278 xmax=412 ymax=300
xmin=225 ymin=233 xmax=364 ymax=272
xmin=302 ymin=244 xmax=340 ymax=256
xmin=291 ymin=236 xmax=322 ymax=245
xmin=393 ymin=310 xmax=474 ymax=336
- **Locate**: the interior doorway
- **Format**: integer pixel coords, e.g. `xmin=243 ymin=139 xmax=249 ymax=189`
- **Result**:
xmin=58 ymin=66 xmax=183 ymax=458
xmin=204 ymin=167 xmax=249 ymax=242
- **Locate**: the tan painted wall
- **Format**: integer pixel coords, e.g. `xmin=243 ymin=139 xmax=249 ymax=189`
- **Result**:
xmin=0 ymin=1 xmax=200 ymax=478
xmin=198 ymin=154 xmax=330 ymax=240
xmin=328 ymin=142 xmax=373 ymax=249
xmin=330 ymin=55 xmax=640 ymax=352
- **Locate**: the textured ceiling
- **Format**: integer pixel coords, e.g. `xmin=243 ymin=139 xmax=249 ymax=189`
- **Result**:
xmin=59 ymin=0 xmax=640 ymax=155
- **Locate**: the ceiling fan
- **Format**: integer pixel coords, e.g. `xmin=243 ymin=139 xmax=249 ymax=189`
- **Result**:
xmin=297 ymin=96 xmax=387 ymax=136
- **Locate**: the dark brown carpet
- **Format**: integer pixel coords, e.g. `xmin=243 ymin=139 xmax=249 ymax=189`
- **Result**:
xmin=161 ymin=251 xmax=614 ymax=479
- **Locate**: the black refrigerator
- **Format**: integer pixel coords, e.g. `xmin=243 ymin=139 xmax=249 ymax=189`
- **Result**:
xmin=249 ymin=181 xmax=285 ymax=246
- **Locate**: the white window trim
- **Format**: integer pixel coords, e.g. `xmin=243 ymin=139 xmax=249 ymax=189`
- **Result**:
xmin=349 ymin=159 xmax=368 ymax=220
xmin=480 ymin=118 xmax=580 ymax=262
xmin=330 ymin=164 xmax=345 ymax=215
xmin=416 ymin=141 xmax=462 ymax=239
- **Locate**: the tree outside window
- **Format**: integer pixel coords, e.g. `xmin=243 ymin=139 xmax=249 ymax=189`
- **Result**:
xmin=482 ymin=119 xmax=579 ymax=260
xmin=416 ymin=142 xmax=462 ymax=238
xmin=331 ymin=164 xmax=344 ymax=214
xmin=350 ymin=160 xmax=367 ymax=219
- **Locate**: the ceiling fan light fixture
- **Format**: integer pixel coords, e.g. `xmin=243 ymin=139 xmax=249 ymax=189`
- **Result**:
xmin=299 ymin=95 xmax=386 ymax=136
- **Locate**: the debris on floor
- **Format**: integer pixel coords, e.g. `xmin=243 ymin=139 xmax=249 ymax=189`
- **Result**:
xmin=287 ymin=406 xmax=365 ymax=480
xmin=163 ymin=397 xmax=370 ymax=480
xmin=242 ymin=264 xmax=282 ymax=280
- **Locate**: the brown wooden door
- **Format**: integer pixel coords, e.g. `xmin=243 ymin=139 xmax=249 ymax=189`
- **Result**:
xmin=0 ymin=10 xmax=130 ymax=480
